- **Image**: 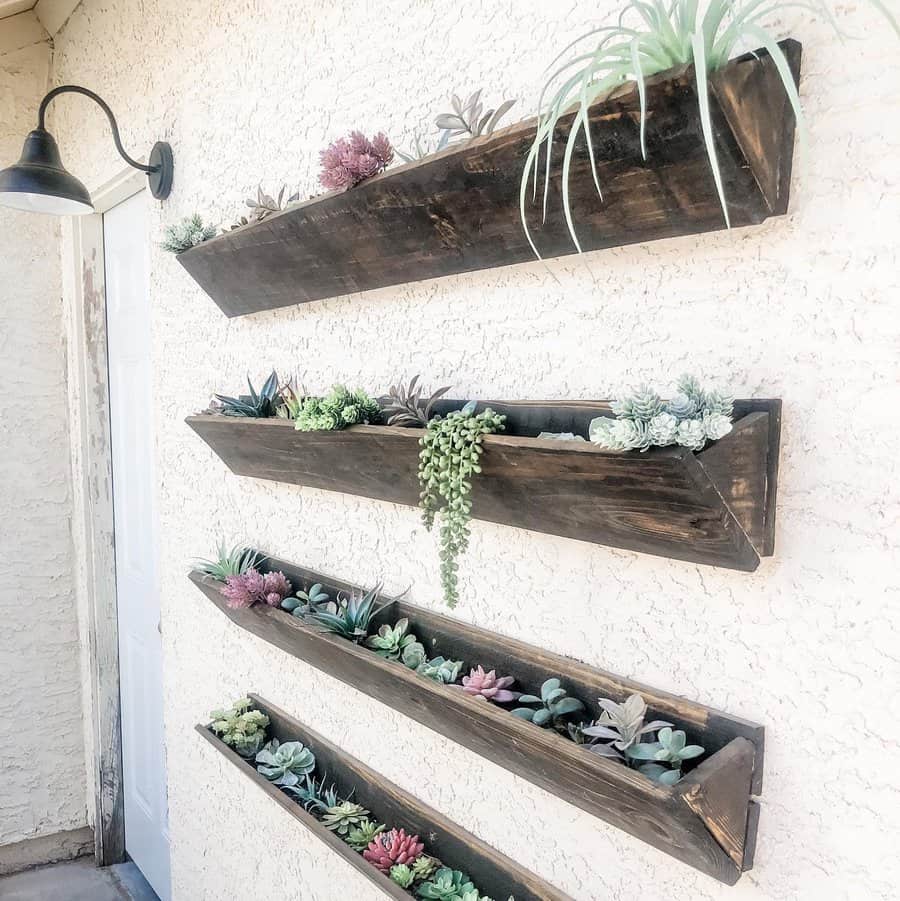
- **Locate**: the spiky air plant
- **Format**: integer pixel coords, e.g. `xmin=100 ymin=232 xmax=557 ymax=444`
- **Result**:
xmin=226 ymin=184 xmax=300 ymax=231
xmin=214 ymin=370 xmax=283 ymax=417
xmin=301 ymin=583 xmax=388 ymax=643
xmin=161 ymin=214 xmax=216 ymax=253
xmin=382 ymin=375 xmax=451 ymax=427
xmin=285 ymin=774 xmax=341 ymax=813
xmin=435 ymin=90 xmax=517 ymax=141
xmin=193 ymin=541 xmax=263 ymax=580
xmin=521 ymin=0 xmax=900 ymax=256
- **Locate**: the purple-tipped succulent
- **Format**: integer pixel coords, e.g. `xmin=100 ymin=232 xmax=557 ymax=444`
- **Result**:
xmin=220 ymin=568 xmax=292 ymax=609
xmin=319 ymin=131 xmax=394 ymax=191
xmin=459 ymin=666 xmax=518 ymax=703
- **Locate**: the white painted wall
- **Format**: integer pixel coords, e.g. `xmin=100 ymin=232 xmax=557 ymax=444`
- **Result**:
xmin=0 ymin=32 xmax=87 ymax=850
xmin=47 ymin=1 xmax=899 ymax=899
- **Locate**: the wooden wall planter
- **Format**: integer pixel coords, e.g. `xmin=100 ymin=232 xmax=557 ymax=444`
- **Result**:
xmin=198 ymin=694 xmax=569 ymax=900
xmin=186 ymin=398 xmax=780 ymax=571
xmin=191 ymin=559 xmax=765 ymax=885
xmin=178 ymin=41 xmax=801 ymax=317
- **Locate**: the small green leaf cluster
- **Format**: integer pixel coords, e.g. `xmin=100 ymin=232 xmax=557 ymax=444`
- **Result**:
xmin=209 ymin=698 xmax=270 ymax=758
xmin=294 ymin=384 xmax=381 ymax=431
xmin=589 ymin=373 xmax=733 ymax=452
xmin=415 ymin=656 xmax=463 ymax=684
xmin=281 ymin=581 xmax=331 ymax=618
xmin=214 ymin=370 xmax=283 ymax=417
xmin=160 ymin=213 xmax=216 ymax=253
xmin=511 ymin=678 xmax=585 ymax=732
xmin=419 ymin=403 xmax=506 ymax=607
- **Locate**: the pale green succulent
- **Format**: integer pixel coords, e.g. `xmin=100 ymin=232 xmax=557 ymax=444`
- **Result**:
xmin=401 ymin=639 xmax=427 ymax=669
xmin=161 ymin=213 xmax=216 ymax=253
xmin=410 ymin=855 xmax=440 ymax=882
xmin=209 ymin=698 xmax=269 ymax=758
xmin=416 ymin=868 xmax=477 ymax=900
xmin=321 ymin=800 xmax=370 ymax=836
xmin=416 ymin=656 xmax=463 ymax=684
xmin=345 ymin=817 xmax=385 ymax=851
xmin=590 ymin=374 xmax=734 ymax=453
xmin=581 ymin=693 xmax=672 ymax=760
xmin=255 ymin=738 xmax=316 ymax=787
xmin=282 ymin=582 xmax=331 ymax=617
xmin=365 ymin=617 xmax=422 ymax=661
xmin=390 ymin=863 xmax=416 ymax=888
xmin=627 ymin=726 xmax=705 ymax=784
xmin=294 ymin=385 xmax=381 ymax=431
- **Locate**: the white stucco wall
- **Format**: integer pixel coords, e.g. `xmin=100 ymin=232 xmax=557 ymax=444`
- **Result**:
xmin=48 ymin=1 xmax=899 ymax=899
xmin=0 ymin=31 xmax=87 ymax=849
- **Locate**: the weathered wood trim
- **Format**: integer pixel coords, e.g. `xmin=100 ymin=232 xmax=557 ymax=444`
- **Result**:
xmin=177 ymin=41 xmax=801 ymax=317
xmin=190 ymin=560 xmax=763 ymax=883
xmin=197 ymin=696 xmax=570 ymax=900
xmin=186 ymin=399 xmax=780 ymax=571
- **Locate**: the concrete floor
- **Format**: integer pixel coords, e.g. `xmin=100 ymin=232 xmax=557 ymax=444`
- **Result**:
xmin=0 ymin=857 xmax=159 ymax=900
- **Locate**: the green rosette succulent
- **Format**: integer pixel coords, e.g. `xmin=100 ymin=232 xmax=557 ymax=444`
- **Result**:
xmin=418 ymin=401 xmax=506 ymax=607
xmin=255 ymin=738 xmax=316 ymax=787
xmin=390 ymin=864 xmax=416 ymax=888
xmin=365 ymin=617 xmax=423 ymax=662
xmin=345 ymin=818 xmax=385 ymax=852
xmin=410 ymin=855 xmax=440 ymax=882
xmin=416 ymin=868 xmax=477 ymax=900
xmin=321 ymin=801 xmax=370 ymax=836
xmin=416 ymin=656 xmax=463 ymax=685
xmin=511 ymin=678 xmax=585 ymax=732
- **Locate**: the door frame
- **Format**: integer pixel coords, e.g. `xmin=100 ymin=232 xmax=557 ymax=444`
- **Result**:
xmin=67 ymin=167 xmax=149 ymax=867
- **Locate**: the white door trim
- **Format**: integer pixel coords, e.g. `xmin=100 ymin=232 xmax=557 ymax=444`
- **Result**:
xmin=66 ymin=167 xmax=147 ymax=866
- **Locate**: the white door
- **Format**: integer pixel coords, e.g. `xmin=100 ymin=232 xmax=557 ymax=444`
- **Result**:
xmin=104 ymin=191 xmax=171 ymax=901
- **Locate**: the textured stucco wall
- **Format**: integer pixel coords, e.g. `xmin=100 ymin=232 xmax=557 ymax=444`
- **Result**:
xmin=0 ymin=35 xmax=88 ymax=848
xmin=50 ymin=1 xmax=899 ymax=899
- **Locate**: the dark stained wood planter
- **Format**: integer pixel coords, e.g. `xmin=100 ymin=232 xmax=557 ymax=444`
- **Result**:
xmin=198 ymin=694 xmax=569 ymax=900
xmin=177 ymin=42 xmax=801 ymax=317
xmin=186 ymin=398 xmax=781 ymax=572
xmin=191 ymin=559 xmax=765 ymax=885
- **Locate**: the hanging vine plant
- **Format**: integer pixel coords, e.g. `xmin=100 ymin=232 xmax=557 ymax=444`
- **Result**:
xmin=418 ymin=401 xmax=506 ymax=608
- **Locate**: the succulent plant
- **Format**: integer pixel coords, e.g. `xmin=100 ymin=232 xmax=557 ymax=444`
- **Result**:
xmin=419 ymin=401 xmax=506 ymax=607
xmin=365 ymin=617 xmax=422 ymax=662
xmin=320 ymin=131 xmax=394 ymax=191
xmin=281 ymin=582 xmax=332 ymax=617
xmin=161 ymin=213 xmax=217 ymax=253
xmin=395 ymin=130 xmax=451 ymax=163
xmin=459 ymin=666 xmax=518 ymax=703
xmin=511 ymin=678 xmax=585 ymax=731
xmin=401 ymin=640 xmax=428 ymax=670
xmin=416 ymin=656 xmax=463 ymax=685
xmin=581 ymin=693 xmax=672 ymax=760
xmin=285 ymin=774 xmax=341 ymax=813
xmin=226 ymin=184 xmax=299 ymax=231
xmin=209 ymin=698 xmax=269 ymax=758
xmin=589 ymin=374 xmax=733 ymax=453
xmin=214 ymin=370 xmax=283 ymax=418
xmin=275 ymin=379 xmax=305 ymax=420
xmin=294 ymin=385 xmax=382 ymax=431
xmin=255 ymin=738 xmax=316 ymax=787
xmin=416 ymin=867 xmax=477 ymax=900
xmin=194 ymin=541 xmax=263 ymax=580
xmin=410 ymin=855 xmax=440 ymax=882
xmin=624 ymin=726 xmax=705 ymax=784
xmin=383 ymin=375 xmax=451 ymax=427
xmin=435 ymin=90 xmax=516 ymax=141
xmin=321 ymin=800 xmax=371 ymax=836
xmin=219 ymin=568 xmax=292 ymax=609
xmin=345 ymin=817 xmax=386 ymax=852
xmin=302 ymin=583 xmax=387 ymax=642
xmin=390 ymin=864 xmax=416 ymax=888
xmin=363 ymin=828 xmax=425 ymax=873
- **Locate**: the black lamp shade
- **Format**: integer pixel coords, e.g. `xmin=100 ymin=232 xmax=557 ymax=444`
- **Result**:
xmin=0 ymin=128 xmax=93 ymax=215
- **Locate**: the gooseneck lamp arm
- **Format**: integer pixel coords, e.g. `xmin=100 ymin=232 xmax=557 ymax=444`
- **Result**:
xmin=37 ymin=86 xmax=156 ymax=175
xmin=0 ymin=83 xmax=173 ymax=215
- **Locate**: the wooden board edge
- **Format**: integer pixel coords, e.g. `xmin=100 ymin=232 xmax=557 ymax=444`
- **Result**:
xmin=741 ymin=800 xmax=762 ymax=871
xmin=676 ymin=737 xmax=756 ymax=875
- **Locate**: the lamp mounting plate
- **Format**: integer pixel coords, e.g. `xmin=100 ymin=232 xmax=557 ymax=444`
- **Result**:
xmin=148 ymin=142 xmax=173 ymax=199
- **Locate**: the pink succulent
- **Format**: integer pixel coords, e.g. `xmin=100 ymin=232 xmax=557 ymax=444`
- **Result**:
xmin=460 ymin=666 xmax=518 ymax=703
xmin=219 ymin=569 xmax=292 ymax=609
xmin=318 ymin=131 xmax=394 ymax=191
xmin=363 ymin=828 xmax=424 ymax=873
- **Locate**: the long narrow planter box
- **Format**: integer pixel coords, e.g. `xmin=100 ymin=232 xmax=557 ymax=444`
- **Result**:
xmin=198 ymin=694 xmax=569 ymax=900
xmin=178 ymin=41 xmax=801 ymax=317
xmin=191 ymin=559 xmax=764 ymax=885
xmin=186 ymin=398 xmax=780 ymax=571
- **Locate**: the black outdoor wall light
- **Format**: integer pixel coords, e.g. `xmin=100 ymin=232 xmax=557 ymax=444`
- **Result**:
xmin=0 ymin=85 xmax=173 ymax=215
